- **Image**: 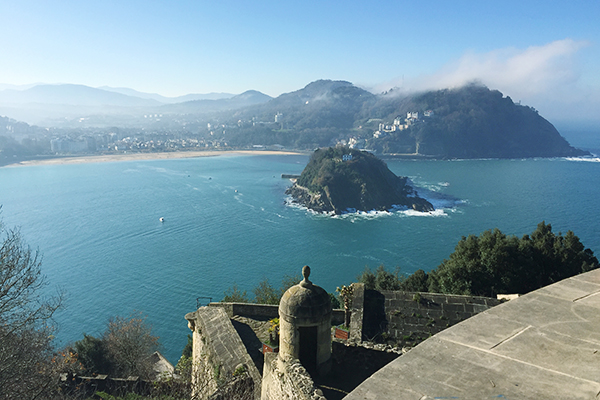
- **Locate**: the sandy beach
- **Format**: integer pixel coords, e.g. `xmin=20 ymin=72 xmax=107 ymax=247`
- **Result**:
xmin=3 ymin=150 xmax=306 ymax=168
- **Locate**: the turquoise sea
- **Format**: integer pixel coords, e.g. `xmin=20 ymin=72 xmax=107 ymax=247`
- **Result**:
xmin=1 ymin=151 xmax=600 ymax=363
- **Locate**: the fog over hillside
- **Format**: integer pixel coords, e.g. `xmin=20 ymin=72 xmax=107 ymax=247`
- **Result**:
xmin=0 ymin=79 xmax=590 ymax=161
xmin=98 ymin=86 xmax=235 ymax=103
xmin=0 ymin=83 xmax=271 ymax=126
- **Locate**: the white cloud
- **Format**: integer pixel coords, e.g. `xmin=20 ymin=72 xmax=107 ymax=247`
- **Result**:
xmin=379 ymin=39 xmax=598 ymax=121
xmin=430 ymin=40 xmax=585 ymax=94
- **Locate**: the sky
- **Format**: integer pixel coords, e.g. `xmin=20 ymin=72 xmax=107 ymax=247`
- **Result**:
xmin=0 ymin=0 xmax=599 ymax=122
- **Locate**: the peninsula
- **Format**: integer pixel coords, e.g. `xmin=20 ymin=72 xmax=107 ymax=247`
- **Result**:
xmin=286 ymin=147 xmax=434 ymax=214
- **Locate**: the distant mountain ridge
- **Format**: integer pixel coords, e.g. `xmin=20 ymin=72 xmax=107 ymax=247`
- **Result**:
xmin=0 ymin=84 xmax=161 ymax=107
xmin=0 ymin=84 xmax=245 ymax=106
xmin=238 ymin=80 xmax=374 ymax=129
xmin=0 ymin=83 xmax=271 ymax=125
xmin=159 ymin=90 xmax=272 ymax=114
xmin=0 ymin=80 xmax=588 ymax=159
xmin=97 ymin=86 xmax=235 ymax=103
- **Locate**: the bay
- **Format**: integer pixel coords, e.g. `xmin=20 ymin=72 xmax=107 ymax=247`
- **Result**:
xmin=1 ymin=153 xmax=599 ymax=363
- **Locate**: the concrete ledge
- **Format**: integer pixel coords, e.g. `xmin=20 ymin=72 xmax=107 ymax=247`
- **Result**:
xmin=345 ymin=269 xmax=600 ymax=400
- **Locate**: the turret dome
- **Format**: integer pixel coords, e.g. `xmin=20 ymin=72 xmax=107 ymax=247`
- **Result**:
xmin=279 ymin=265 xmax=332 ymax=324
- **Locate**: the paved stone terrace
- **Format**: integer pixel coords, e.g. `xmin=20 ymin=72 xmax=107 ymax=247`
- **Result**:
xmin=345 ymin=269 xmax=600 ymax=400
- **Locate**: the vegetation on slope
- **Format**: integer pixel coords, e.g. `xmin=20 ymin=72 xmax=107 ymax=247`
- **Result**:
xmin=366 ymin=84 xmax=586 ymax=158
xmin=222 ymin=275 xmax=341 ymax=309
xmin=0 ymin=220 xmax=64 ymax=399
xmin=286 ymin=147 xmax=433 ymax=214
xmin=359 ymin=222 xmax=599 ymax=297
xmin=226 ymin=82 xmax=586 ymax=158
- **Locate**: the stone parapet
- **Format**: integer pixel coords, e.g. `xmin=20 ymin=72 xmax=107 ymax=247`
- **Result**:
xmin=208 ymin=302 xmax=345 ymax=325
xmin=381 ymin=291 xmax=500 ymax=346
xmin=349 ymin=289 xmax=500 ymax=347
xmin=345 ymin=269 xmax=600 ymax=400
xmin=349 ymin=283 xmax=365 ymax=341
xmin=186 ymin=307 xmax=262 ymax=400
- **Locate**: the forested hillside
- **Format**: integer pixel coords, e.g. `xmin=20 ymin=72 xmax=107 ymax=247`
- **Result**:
xmin=365 ymin=84 xmax=584 ymax=158
xmin=223 ymin=81 xmax=586 ymax=158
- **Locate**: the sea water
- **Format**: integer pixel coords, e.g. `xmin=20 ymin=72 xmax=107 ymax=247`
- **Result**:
xmin=1 ymin=153 xmax=599 ymax=363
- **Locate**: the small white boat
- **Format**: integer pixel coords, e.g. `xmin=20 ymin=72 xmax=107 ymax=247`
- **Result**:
xmin=159 ymin=217 xmax=165 ymax=222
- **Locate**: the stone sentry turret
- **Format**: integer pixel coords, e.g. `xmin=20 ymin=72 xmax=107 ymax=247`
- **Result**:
xmin=278 ymin=265 xmax=332 ymax=376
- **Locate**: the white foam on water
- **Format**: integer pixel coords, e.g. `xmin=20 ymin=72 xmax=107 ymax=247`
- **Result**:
xmin=284 ymin=183 xmax=463 ymax=219
xmin=565 ymin=156 xmax=600 ymax=163
xmin=285 ymin=197 xmax=454 ymax=220
xmin=399 ymin=208 xmax=448 ymax=217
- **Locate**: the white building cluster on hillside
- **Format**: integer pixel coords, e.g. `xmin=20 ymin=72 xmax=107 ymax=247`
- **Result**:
xmin=373 ymin=110 xmax=434 ymax=138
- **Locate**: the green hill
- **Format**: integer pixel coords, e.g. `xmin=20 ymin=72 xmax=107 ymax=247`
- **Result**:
xmin=286 ymin=147 xmax=434 ymax=214
xmin=364 ymin=84 xmax=587 ymax=158
xmin=224 ymin=82 xmax=587 ymax=159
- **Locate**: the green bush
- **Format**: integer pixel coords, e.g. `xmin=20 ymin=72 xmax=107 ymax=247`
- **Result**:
xmin=431 ymin=222 xmax=599 ymax=297
xmin=356 ymin=222 xmax=599 ymax=298
xmin=74 ymin=313 xmax=159 ymax=379
xmin=222 ymin=284 xmax=249 ymax=303
xmin=357 ymin=265 xmax=401 ymax=291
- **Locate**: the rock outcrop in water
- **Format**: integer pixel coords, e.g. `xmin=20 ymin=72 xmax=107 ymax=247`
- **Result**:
xmin=286 ymin=147 xmax=434 ymax=214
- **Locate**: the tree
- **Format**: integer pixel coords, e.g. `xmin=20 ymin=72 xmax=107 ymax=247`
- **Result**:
xmin=354 ymin=223 xmax=598 ymax=299
xmin=357 ymin=267 xmax=376 ymax=290
xmin=74 ymin=313 xmax=159 ymax=380
xmin=74 ymin=333 xmax=111 ymax=375
xmin=357 ymin=265 xmax=401 ymax=291
xmin=329 ymin=292 xmax=341 ymax=309
xmin=223 ymin=274 xmax=303 ymax=305
xmin=375 ymin=265 xmax=402 ymax=291
xmin=280 ymin=273 xmax=302 ymax=297
xmin=0 ymin=220 xmax=63 ymax=399
xmin=103 ymin=314 xmax=159 ymax=379
xmin=222 ymin=284 xmax=249 ymax=303
xmin=432 ymin=222 xmax=599 ymax=297
xmin=253 ymin=278 xmax=279 ymax=305
xmin=399 ymin=269 xmax=429 ymax=292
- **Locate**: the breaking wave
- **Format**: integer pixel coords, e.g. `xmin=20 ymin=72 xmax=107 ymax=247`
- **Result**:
xmin=565 ymin=156 xmax=600 ymax=163
xmin=284 ymin=180 xmax=465 ymax=220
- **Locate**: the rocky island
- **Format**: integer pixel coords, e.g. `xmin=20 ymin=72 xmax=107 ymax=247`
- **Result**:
xmin=286 ymin=147 xmax=434 ymax=214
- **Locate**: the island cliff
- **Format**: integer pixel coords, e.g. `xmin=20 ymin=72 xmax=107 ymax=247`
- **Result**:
xmin=286 ymin=147 xmax=434 ymax=214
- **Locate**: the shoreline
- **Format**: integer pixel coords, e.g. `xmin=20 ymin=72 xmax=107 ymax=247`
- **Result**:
xmin=1 ymin=150 xmax=307 ymax=168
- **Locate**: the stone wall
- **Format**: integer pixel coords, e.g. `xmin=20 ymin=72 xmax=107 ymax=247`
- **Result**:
xmin=208 ymin=302 xmax=345 ymax=325
xmin=209 ymin=303 xmax=279 ymax=320
xmin=261 ymin=353 xmax=326 ymax=400
xmin=348 ymin=284 xmax=365 ymax=341
xmin=382 ymin=290 xmax=501 ymax=346
xmin=185 ymin=307 xmax=262 ymax=400
xmin=351 ymin=284 xmax=501 ymax=347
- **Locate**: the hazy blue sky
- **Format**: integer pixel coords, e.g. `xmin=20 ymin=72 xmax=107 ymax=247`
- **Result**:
xmin=1 ymin=0 xmax=599 ymax=121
